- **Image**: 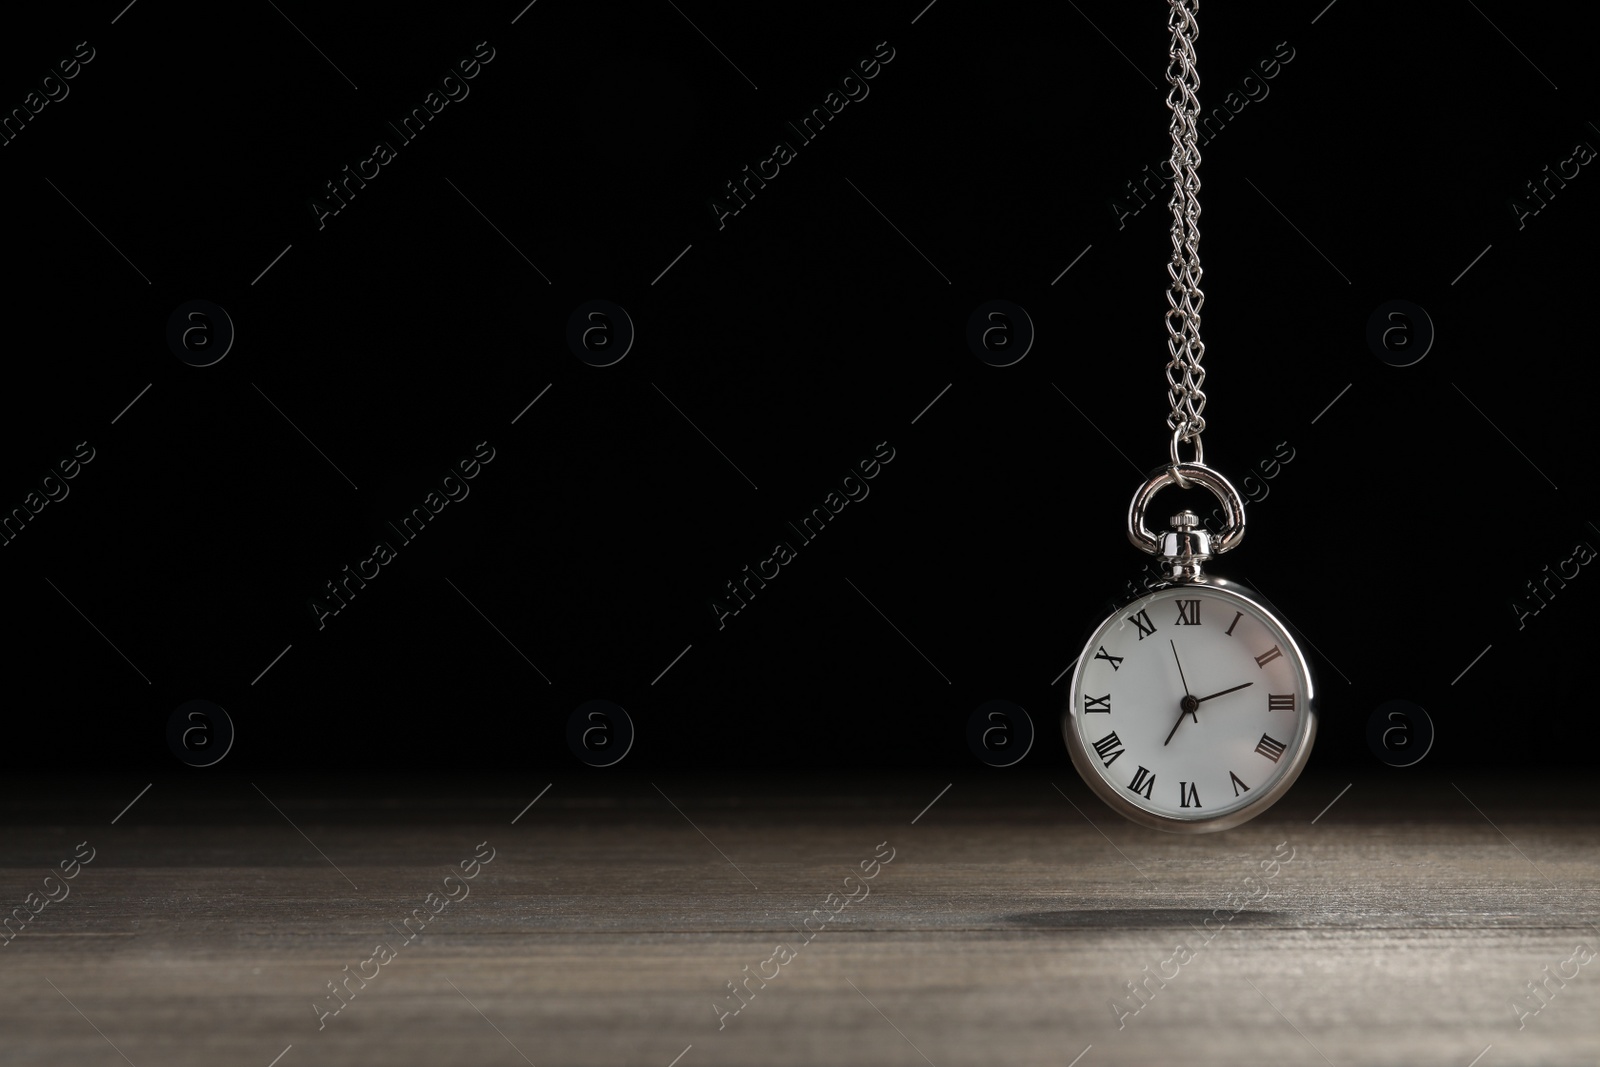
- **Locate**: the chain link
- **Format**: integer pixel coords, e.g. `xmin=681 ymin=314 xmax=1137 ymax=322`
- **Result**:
xmin=1164 ymin=0 xmax=1206 ymax=454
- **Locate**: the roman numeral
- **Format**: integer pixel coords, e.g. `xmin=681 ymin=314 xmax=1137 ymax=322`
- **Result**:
xmin=1229 ymin=771 xmax=1251 ymax=796
xmin=1179 ymin=781 xmax=1201 ymax=808
xmin=1254 ymin=645 xmax=1283 ymax=669
xmin=1255 ymin=733 xmax=1287 ymax=763
xmin=1092 ymin=731 xmax=1125 ymax=767
xmin=1225 ymin=610 xmax=1243 ymax=636
xmin=1175 ymin=599 xmax=1200 ymax=625
xmin=1268 ymin=693 xmax=1296 ymax=712
xmin=1127 ymin=765 xmax=1155 ymax=799
xmin=1093 ymin=645 xmax=1124 ymax=671
xmin=1128 ymin=609 xmax=1156 ymax=639
xmin=1083 ymin=693 xmax=1111 ymax=714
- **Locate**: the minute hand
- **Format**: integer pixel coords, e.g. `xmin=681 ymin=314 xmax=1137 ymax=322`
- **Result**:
xmin=1194 ymin=682 xmax=1253 ymax=703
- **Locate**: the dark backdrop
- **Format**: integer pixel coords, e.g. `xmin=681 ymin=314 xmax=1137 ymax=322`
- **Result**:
xmin=2 ymin=0 xmax=1590 ymax=773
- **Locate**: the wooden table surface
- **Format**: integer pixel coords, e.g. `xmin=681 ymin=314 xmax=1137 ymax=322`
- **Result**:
xmin=2 ymin=770 xmax=1595 ymax=1066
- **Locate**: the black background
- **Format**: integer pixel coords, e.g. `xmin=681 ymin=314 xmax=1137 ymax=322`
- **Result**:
xmin=2 ymin=0 xmax=1592 ymax=774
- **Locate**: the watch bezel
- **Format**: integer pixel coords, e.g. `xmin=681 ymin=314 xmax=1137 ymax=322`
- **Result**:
xmin=1062 ymin=576 xmax=1318 ymax=834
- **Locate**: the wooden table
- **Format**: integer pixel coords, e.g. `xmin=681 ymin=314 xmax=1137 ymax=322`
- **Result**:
xmin=2 ymin=770 xmax=1595 ymax=1065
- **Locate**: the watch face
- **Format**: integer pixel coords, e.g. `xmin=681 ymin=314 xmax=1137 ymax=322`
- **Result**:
xmin=1064 ymin=580 xmax=1316 ymax=832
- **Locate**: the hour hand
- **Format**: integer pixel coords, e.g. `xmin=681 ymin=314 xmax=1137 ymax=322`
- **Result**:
xmin=1194 ymin=682 xmax=1253 ymax=703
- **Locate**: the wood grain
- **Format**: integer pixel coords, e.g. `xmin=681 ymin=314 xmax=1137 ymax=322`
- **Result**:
xmin=1 ymin=770 xmax=1595 ymax=1066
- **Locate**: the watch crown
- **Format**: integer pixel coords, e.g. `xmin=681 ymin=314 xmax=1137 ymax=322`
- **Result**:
xmin=1160 ymin=510 xmax=1211 ymax=581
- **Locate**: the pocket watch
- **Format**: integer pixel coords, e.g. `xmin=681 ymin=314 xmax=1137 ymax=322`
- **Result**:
xmin=1060 ymin=0 xmax=1317 ymax=831
xmin=1062 ymin=467 xmax=1317 ymax=832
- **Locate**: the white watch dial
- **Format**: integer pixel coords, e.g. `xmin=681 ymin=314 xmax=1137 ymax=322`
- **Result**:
xmin=1067 ymin=584 xmax=1313 ymax=824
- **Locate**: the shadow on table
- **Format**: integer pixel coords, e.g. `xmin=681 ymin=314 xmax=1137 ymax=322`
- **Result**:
xmin=1000 ymin=908 xmax=1287 ymax=930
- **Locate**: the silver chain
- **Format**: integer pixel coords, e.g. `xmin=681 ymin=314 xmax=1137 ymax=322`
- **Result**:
xmin=1164 ymin=0 xmax=1206 ymax=458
